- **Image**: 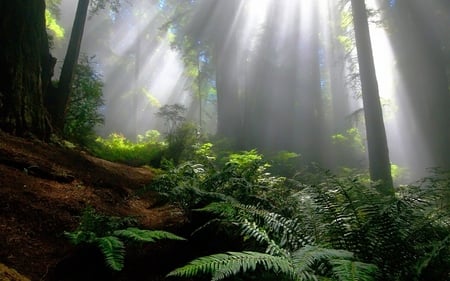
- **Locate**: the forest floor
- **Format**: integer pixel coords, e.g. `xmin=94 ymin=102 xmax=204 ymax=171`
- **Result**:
xmin=0 ymin=131 xmax=189 ymax=281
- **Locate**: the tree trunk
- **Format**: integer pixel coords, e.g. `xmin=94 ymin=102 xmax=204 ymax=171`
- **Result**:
xmin=214 ymin=0 xmax=243 ymax=142
xmin=0 ymin=0 xmax=51 ymax=138
xmin=46 ymin=0 xmax=89 ymax=131
xmin=388 ymin=0 xmax=450 ymax=172
xmin=351 ymin=0 xmax=394 ymax=194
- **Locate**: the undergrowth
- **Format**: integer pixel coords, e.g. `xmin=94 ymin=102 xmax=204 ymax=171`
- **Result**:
xmin=153 ymin=147 xmax=450 ymax=281
xmin=88 ymin=132 xmax=165 ymax=167
xmin=64 ymin=207 xmax=185 ymax=271
xmin=82 ymin=136 xmax=450 ymax=280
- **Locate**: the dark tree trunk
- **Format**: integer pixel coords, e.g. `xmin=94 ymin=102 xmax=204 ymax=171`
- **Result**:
xmin=46 ymin=0 xmax=89 ymax=131
xmin=0 ymin=0 xmax=52 ymax=138
xmin=213 ymin=0 xmax=243 ymax=142
xmin=388 ymin=0 xmax=450 ymax=171
xmin=351 ymin=0 xmax=394 ymax=194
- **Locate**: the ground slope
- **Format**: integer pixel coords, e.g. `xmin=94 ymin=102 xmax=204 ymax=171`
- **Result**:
xmin=0 ymin=131 xmax=186 ymax=280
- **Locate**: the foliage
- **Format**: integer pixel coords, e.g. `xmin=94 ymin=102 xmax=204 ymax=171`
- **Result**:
xmin=293 ymin=171 xmax=450 ymax=280
xmin=45 ymin=9 xmax=64 ymax=39
xmin=156 ymin=104 xmax=187 ymax=137
xmin=89 ymin=0 xmax=121 ymax=15
xmin=170 ymin=201 xmax=377 ymax=281
xmin=267 ymin=150 xmax=301 ymax=177
xmin=331 ymin=127 xmax=367 ymax=170
xmin=144 ymin=146 xmax=295 ymax=215
xmin=168 ymin=251 xmax=295 ymax=281
xmin=152 ymin=150 xmax=450 ymax=281
xmin=332 ymin=127 xmax=365 ymax=152
xmin=64 ymin=207 xmax=185 ymax=271
xmin=142 ymin=159 xmax=232 ymax=213
xmin=63 ymin=55 xmax=104 ymax=144
xmin=89 ymin=132 xmax=165 ymax=167
xmin=162 ymin=122 xmax=200 ymax=165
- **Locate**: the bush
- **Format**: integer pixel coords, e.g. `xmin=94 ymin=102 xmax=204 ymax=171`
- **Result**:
xmin=89 ymin=132 xmax=165 ymax=167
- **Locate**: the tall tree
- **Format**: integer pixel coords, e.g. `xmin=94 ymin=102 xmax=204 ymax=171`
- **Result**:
xmin=350 ymin=0 xmax=393 ymax=194
xmin=384 ymin=0 xmax=450 ymax=172
xmin=46 ymin=0 xmax=90 ymax=131
xmin=0 ymin=0 xmax=53 ymax=138
xmin=46 ymin=0 xmax=120 ymax=131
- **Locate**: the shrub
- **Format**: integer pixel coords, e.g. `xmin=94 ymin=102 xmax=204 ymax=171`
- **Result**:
xmin=88 ymin=132 xmax=165 ymax=166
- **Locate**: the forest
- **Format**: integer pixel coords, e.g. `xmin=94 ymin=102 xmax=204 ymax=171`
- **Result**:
xmin=0 ymin=0 xmax=449 ymax=280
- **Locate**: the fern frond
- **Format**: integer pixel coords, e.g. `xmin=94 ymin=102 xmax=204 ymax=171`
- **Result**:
xmin=414 ymin=234 xmax=450 ymax=277
xmin=240 ymin=219 xmax=289 ymax=257
xmin=113 ymin=228 xmax=185 ymax=243
xmin=196 ymin=201 xmax=239 ymax=218
xmin=292 ymin=246 xmax=353 ymax=273
xmin=167 ymin=251 xmax=295 ymax=281
xmin=63 ymin=230 xmax=97 ymax=245
xmin=95 ymin=236 xmax=125 ymax=271
xmin=330 ymin=259 xmax=378 ymax=281
xmin=236 ymin=204 xmax=311 ymax=250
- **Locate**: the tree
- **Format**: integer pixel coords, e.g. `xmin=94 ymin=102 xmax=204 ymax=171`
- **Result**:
xmin=46 ymin=0 xmax=90 ymax=131
xmin=350 ymin=0 xmax=394 ymax=193
xmin=383 ymin=0 xmax=450 ymax=172
xmin=46 ymin=0 xmax=120 ymax=131
xmin=0 ymin=0 xmax=53 ymax=138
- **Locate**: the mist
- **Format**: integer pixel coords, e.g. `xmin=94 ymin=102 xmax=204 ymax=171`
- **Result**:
xmin=51 ymin=0 xmax=450 ymax=183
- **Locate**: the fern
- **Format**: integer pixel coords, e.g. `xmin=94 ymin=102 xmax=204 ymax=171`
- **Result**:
xmin=240 ymin=219 xmax=289 ymax=257
xmin=235 ymin=204 xmax=312 ymax=251
xmin=167 ymin=251 xmax=295 ymax=281
xmin=113 ymin=228 xmax=185 ymax=243
xmin=330 ymin=259 xmax=378 ymax=281
xmin=291 ymin=246 xmax=353 ymax=273
xmin=64 ymin=230 xmax=97 ymax=245
xmin=95 ymin=236 xmax=125 ymax=271
xmin=64 ymin=208 xmax=185 ymax=271
xmin=295 ymin=171 xmax=450 ymax=280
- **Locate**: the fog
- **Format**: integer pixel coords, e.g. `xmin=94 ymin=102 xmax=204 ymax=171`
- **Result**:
xmin=52 ymin=0 xmax=450 ymax=182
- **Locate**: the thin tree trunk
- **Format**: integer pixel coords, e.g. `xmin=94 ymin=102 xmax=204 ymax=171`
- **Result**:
xmin=48 ymin=0 xmax=89 ymax=130
xmin=351 ymin=0 xmax=394 ymax=194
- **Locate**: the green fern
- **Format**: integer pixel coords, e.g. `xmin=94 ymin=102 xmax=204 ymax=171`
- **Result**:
xmin=113 ymin=228 xmax=185 ymax=243
xmin=95 ymin=236 xmax=125 ymax=271
xmin=291 ymin=246 xmax=353 ymax=273
xmin=64 ymin=208 xmax=185 ymax=271
xmin=167 ymin=251 xmax=295 ymax=281
xmin=295 ymin=171 xmax=450 ymax=280
xmin=330 ymin=259 xmax=378 ymax=281
xmin=240 ymin=219 xmax=289 ymax=257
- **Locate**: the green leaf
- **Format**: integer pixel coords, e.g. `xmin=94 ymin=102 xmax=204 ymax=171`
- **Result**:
xmin=292 ymin=246 xmax=353 ymax=273
xmin=167 ymin=251 xmax=295 ymax=281
xmin=95 ymin=236 xmax=125 ymax=271
xmin=113 ymin=228 xmax=185 ymax=243
xmin=330 ymin=259 xmax=378 ymax=281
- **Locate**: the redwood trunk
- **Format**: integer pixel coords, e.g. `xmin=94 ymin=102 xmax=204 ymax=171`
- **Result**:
xmin=351 ymin=0 xmax=394 ymax=193
xmin=0 ymin=0 xmax=51 ymax=138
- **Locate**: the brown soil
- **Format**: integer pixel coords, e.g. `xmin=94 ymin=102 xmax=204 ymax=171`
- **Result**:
xmin=0 ymin=131 xmax=188 ymax=281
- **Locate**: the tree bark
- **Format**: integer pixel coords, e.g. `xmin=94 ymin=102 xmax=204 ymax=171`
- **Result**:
xmin=46 ymin=0 xmax=90 ymax=131
xmin=351 ymin=0 xmax=394 ymax=194
xmin=0 ymin=0 xmax=51 ymax=138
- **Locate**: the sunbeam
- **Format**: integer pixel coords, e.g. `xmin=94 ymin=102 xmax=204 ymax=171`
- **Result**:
xmin=50 ymin=0 xmax=449 ymax=181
